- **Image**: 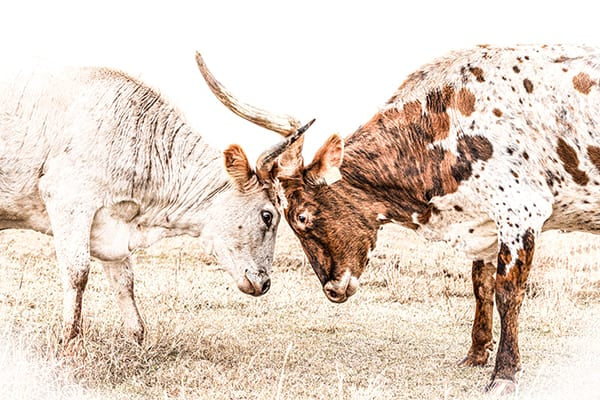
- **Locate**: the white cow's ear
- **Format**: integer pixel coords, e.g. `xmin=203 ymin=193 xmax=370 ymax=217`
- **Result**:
xmin=223 ymin=144 xmax=259 ymax=192
xmin=305 ymin=134 xmax=344 ymax=185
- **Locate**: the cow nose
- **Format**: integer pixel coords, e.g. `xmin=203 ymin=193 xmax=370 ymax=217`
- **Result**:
xmin=323 ymin=275 xmax=359 ymax=303
xmin=323 ymin=281 xmax=348 ymax=303
xmin=245 ymin=270 xmax=271 ymax=296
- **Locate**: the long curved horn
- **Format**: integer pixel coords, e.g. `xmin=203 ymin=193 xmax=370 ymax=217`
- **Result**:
xmin=256 ymin=119 xmax=315 ymax=179
xmin=196 ymin=52 xmax=302 ymax=136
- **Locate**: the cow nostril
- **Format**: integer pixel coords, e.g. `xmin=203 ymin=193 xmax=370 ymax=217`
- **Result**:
xmin=325 ymin=287 xmax=340 ymax=300
xmin=261 ymin=278 xmax=271 ymax=294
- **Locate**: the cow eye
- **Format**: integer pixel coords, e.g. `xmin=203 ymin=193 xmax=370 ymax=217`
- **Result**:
xmin=261 ymin=210 xmax=273 ymax=228
xmin=298 ymin=213 xmax=307 ymax=224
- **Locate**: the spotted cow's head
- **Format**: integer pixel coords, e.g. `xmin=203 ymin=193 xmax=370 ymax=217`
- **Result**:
xmin=273 ymin=134 xmax=381 ymax=302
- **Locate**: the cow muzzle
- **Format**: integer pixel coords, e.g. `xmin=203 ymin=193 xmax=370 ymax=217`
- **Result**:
xmin=237 ymin=269 xmax=271 ymax=296
xmin=323 ymin=274 xmax=360 ymax=303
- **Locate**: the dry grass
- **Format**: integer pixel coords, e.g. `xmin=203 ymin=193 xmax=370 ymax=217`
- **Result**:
xmin=1 ymin=224 xmax=599 ymax=399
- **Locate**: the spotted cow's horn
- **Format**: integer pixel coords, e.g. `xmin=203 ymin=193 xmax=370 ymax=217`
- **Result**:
xmin=255 ymin=119 xmax=315 ymax=179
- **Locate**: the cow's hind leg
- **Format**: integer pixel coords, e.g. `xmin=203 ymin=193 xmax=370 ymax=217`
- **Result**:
xmin=460 ymin=259 xmax=495 ymax=366
xmin=102 ymin=257 xmax=145 ymax=344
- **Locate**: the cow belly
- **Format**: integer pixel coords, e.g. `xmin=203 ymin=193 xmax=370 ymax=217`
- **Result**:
xmin=540 ymin=180 xmax=600 ymax=233
xmin=0 ymin=194 xmax=51 ymax=233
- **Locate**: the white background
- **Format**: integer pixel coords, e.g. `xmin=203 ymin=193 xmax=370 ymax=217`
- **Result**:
xmin=2 ymin=0 xmax=599 ymax=163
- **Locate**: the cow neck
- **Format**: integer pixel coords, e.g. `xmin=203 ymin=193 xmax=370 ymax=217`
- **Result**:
xmin=135 ymin=123 xmax=232 ymax=234
xmin=339 ymin=110 xmax=442 ymax=229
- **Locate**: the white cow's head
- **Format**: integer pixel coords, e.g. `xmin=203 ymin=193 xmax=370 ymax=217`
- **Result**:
xmin=196 ymin=53 xmax=312 ymax=296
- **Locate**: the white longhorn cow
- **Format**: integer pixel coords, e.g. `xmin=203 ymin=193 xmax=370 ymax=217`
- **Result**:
xmin=0 ymin=53 xmax=311 ymax=351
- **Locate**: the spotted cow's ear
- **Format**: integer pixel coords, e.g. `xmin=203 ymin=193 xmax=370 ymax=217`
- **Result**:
xmin=223 ymin=144 xmax=259 ymax=192
xmin=305 ymin=134 xmax=344 ymax=185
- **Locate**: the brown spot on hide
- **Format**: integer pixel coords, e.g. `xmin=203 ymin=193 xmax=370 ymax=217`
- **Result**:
xmin=458 ymin=135 xmax=494 ymax=162
xmin=588 ymin=146 xmax=600 ymax=171
xmin=469 ymin=67 xmax=485 ymax=82
xmin=573 ymin=72 xmax=596 ymax=94
xmin=517 ymin=229 xmax=535 ymax=267
xmin=425 ymin=88 xmax=453 ymax=140
xmin=557 ymin=138 xmax=589 ymax=185
xmin=426 ymin=89 xmax=446 ymax=113
xmin=442 ymin=85 xmax=455 ymax=104
xmin=430 ymin=112 xmax=450 ymax=141
xmin=492 ymin=108 xmax=503 ymax=117
xmin=554 ymin=55 xmax=569 ymax=63
xmin=453 ymin=88 xmax=476 ymax=116
xmin=497 ymin=243 xmax=512 ymax=275
xmin=587 ymin=145 xmax=600 ymax=172
xmin=512 ymin=65 xmax=520 ymax=73
xmin=440 ymin=151 xmax=459 ymax=193
xmin=402 ymin=100 xmax=422 ymax=124
xmin=386 ymin=90 xmax=454 ymax=143
xmin=523 ymin=79 xmax=534 ymax=93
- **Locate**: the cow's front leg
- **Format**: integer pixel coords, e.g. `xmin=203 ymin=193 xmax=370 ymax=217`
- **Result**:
xmin=41 ymin=174 xmax=98 ymax=356
xmin=460 ymin=259 xmax=495 ymax=366
xmin=487 ymin=227 xmax=536 ymax=395
xmin=49 ymin=204 xmax=95 ymax=355
xmin=102 ymin=257 xmax=145 ymax=344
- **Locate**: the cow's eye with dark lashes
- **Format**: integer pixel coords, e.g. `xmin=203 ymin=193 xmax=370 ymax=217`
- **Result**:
xmin=298 ymin=214 xmax=307 ymax=224
xmin=261 ymin=210 xmax=273 ymax=228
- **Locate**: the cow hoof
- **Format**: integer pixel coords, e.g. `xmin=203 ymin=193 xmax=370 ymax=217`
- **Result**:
xmin=485 ymin=379 xmax=516 ymax=396
xmin=458 ymin=354 xmax=488 ymax=367
xmin=126 ymin=325 xmax=145 ymax=345
xmin=458 ymin=347 xmax=490 ymax=366
xmin=62 ymin=337 xmax=88 ymax=359
xmin=132 ymin=329 xmax=145 ymax=346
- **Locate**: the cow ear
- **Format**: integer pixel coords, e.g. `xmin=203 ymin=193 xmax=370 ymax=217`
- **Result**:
xmin=223 ymin=144 xmax=258 ymax=192
xmin=305 ymin=134 xmax=344 ymax=185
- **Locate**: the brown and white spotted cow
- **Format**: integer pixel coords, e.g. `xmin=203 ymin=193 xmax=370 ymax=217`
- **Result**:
xmin=202 ymin=44 xmax=600 ymax=394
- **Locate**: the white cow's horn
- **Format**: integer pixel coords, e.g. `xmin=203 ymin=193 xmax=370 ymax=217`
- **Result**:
xmin=196 ymin=52 xmax=302 ymax=136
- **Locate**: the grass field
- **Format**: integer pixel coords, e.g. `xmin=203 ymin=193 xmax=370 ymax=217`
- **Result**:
xmin=1 ymin=224 xmax=599 ymax=399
